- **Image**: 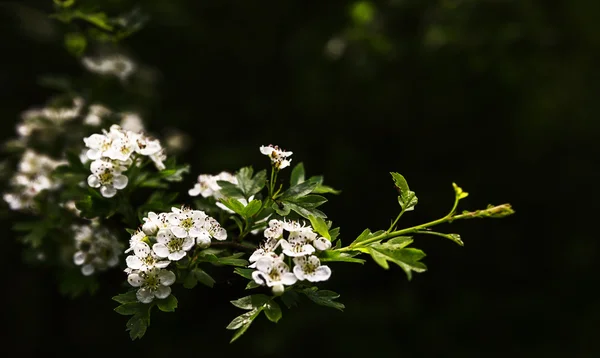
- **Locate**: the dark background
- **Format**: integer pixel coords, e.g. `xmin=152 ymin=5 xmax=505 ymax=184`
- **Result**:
xmin=1 ymin=0 xmax=598 ymax=357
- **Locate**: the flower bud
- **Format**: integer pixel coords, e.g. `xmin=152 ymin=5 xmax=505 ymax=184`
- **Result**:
xmin=142 ymin=221 xmax=158 ymax=236
xmin=272 ymin=284 xmax=285 ymax=296
xmin=196 ymin=236 xmax=211 ymax=249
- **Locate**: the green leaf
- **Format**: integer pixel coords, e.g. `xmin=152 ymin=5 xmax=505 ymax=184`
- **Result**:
xmin=201 ymin=252 xmax=249 ymax=267
xmin=159 ymin=164 xmax=190 ymax=182
xmin=156 ymin=295 xmax=178 ymax=312
xmin=391 ymin=172 xmax=418 ymax=211
xmin=64 ymin=32 xmax=86 ymax=56
xmin=217 ymin=181 xmax=246 ymax=199
xmin=367 ymin=243 xmax=427 ymax=280
xmin=290 ymin=162 xmax=305 ymax=186
xmin=285 ymin=201 xmax=326 ymax=219
xmin=125 ymin=305 xmax=151 ymax=340
xmin=194 ymin=268 xmax=216 ymax=288
xmin=227 ymin=308 xmax=262 ymax=343
xmin=313 ymin=184 xmax=341 ymax=195
xmin=114 ymin=303 xmax=142 ymax=316
xmin=350 ymin=229 xmax=385 ymax=246
xmin=235 ymin=167 xmax=267 ymax=199
xmin=320 ymin=250 xmax=366 ymax=264
xmin=300 ymin=287 xmax=345 ymax=311
xmin=231 ymin=294 xmax=270 ymax=310
xmin=245 ymin=281 xmax=260 ymax=290
xmin=112 ymin=291 xmax=138 ymax=304
xmin=329 ymin=227 xmax=341 ymax=241
xmin=233 ymin=268 xmax=254 ymax=280
xmin=243 ymin=199 xmax=262 ymax=217
xmin=272 ymin=202 xmax=291 ymax=216
xmin=452 ymin=183 xmax=469 ymax=199
xmin=219 ymin=198 xmax=246 ymax=215
xmin=264 ymin=300 xmax=282 ymax=323
xmin=279 ymin=177 xmax=320 ymax=200
xmin=308 ymin=215 xmax=330 ymax=239
xmin=290 ymin=194 xmax=328 ymax=208
xmin=280 ymin=290 xmax=300 ymax=309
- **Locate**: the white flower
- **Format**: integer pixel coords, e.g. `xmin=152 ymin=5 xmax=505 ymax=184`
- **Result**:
xmin=152 ymin=229 xmax=195 ymax=261
xmin=259 ymin=144 xmax=293 ymax=169
xmin=292 ymin=255 xmax=331 ymax=282
xmin=120 ymin=112 xmax=145 ymax=133
xmin=248 ymin=238 xmax=281 ymax=268
xmin=72 ymin=223 xmax=122 ymax=276
xmin=167 ymin=207 xmax=207 ymax=238
xmin=149 ymin=149 xmax=166 ymax=171
xmin=127 ymin=268 xmax=176 ymax=303
xmin=125 ymin=242 xmax=170 ymax=272
xmin=126 ymin=229 xmax=148 ymax=253
xmin=142 ymin=212 xmax=169 ymax=236
xmin=264 ymin=219 xmax=284 ymax=239
xmin=105 ymin=125 xmax=137 ymax=162
xmin=82 ymin=54 xmax=136 ymax=80
xmin=188 ymin=171 xmax=236 ymax=198
xmin=252 ymin=256 xmax=297 ymax=291
xmin=313 ymin=237 xmax=332 ymax=251
xmin=134 ymin=133 xmax=162 ymax=156
xmin=202 ymin=217 xmax=227 ymax=241
xmin=280 ymin=229 xmax=316 ymax=257
xmin=87 ymin=159 xmax=129 ymax=198
xmin=83 ymin=133 xmax=113 ymax=160
xmin=84 ymin=104 xmax=111 ymax=126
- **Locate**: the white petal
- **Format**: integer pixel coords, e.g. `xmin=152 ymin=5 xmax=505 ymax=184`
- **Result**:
xmin=311 ymin=266 xmax=331 ymax=282
xmin=169 ymin=250 xmax=187 ymax=261
xmin=136 ymin=288 xmax=154 ymax=303
xmin=133 ymin=242 xmax=150 ymax=256
xmin=255 ymin=257 xmax=274 ymax=272
xmin=313 ymin=237 xmax=332 ymax=251
xmin=214 ymin=227 xmax=227 ymax=241
xmin=100 ymin=185 xmax=117 ymax=198
xmin=127 ymin=273 xmax=143 ymax=287
xmin=252 ymin=271 xmax=267 ymax=285
xmin=156 ymin=229 xmax=172 ymax=243
xmin=158 ymin=270 xmax=176 ymax=286
xmin=154 ymin=285 xmax=171 ymax=299
xmin=84 ymin=134 xmax=106 ymax=148
xmin=259 ymin=146 xmax=274 ymax=155
xmin=155 ymin=260 xmax=170 ymax=268
xmin=112 ymin=174 xmax=129 ymax=189
xmin=293 ymin=265 xmax=306 ymax=280
xmin=81 ymin=264 xmax=95 ymax=276
xmin=87 ymin=175 xmax=101 ymax=188
xmin=188 ymin=226 xmax=204 ymax=238
xmin=126 ymin=255 xmax=143 ymax=270
xmin=281 ymin=272 xmax=298 ymax=285
xmin=142 ymin=221 xmax=158 ymax=236
xmin=249 ymin=249 xmax=265 ymax=263
xmin=188 ymin=185 xmax=201 ymax=197
xmin=152 ymin=243 xmax=170 ymax=258
xmin=182 ymin=237 xmax=195 ymax=251
xmin=73 ymin=251 xmax=86 ymax=265
xmin=170 ymin=226 xmax=188 ymax=238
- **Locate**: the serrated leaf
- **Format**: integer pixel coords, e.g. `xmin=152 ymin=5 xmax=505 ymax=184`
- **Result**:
xmin=234 ymin=268 xmax=254 ymax=280
xmin=289 ymin=194 xmax=327 ymax=208
xmin=156 ymin=295 xmax=178 ymax=312
xmin=320 ymin=250 xmax=366 ymax=264
xmin=243 ymin=199 xmax=262 ymax=217
xmin=219 ymin=198 xmax=246 ymax=215
xmin=126 ymin=305 xmax=151 ymax=340
xmin=308 ymin=215 xmax=330 ymax=239
xmin=194 ymin=268 xmax=216 ymax=287
xmin=235 ymin=167 xmax=267 ymax=199
xmin=279 ymin=177 xmax=320 ymax=200
xmin=230 ymin=294 xmax=270 ymax=310
xmin=228 ymin=308 xmax=262 ymax=343
xmin=217 ymin=181 xmax=246 ymax=199
xmin=264 ymin=300 xmax=282 ymax=323
xmin=290 ymin=162 xmax=305 ymax=186
xmin=391 ymin=172 xmax=418 ymax=211
xmin=285 ymin=202 xmax=326 ymax=219
xmin=367 ymin=243 xmax=427 ymax=280
xmin=350 ymin=229 xmax=385 ymax=246
xmin=280 ymin=290 xmax=300 ymax=309
xmin=114 ymin=303 xmax=142 ymax=316
xmin=301 ymin=287 xmax=345 ymax=311
xmin=112 ymin=291 xmax=138 ymax=304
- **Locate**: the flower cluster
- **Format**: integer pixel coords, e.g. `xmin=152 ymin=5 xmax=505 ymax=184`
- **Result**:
xmin=260 ymin=144 xmax=293 ymax=169
xmin=249 ymin=219 xmax=332 ymax=294
xmin=124 ymin=207 xmax=227 ymax=303
xmin=83 ymin=124 xmax=166 ymax=197
xmin=188 ymin=171 xmax=237 ymax=199
xmin=82 ymin=54 xmax=136 ymax=80
xmin=72 ymin=221 xmax=123 ymax=276
xmin=3 ymin=149 xmax=66 ymax=211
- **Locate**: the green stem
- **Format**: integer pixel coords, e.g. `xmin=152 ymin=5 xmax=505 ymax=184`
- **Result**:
xmin=387 ymin=209 xmax=406 ymax=233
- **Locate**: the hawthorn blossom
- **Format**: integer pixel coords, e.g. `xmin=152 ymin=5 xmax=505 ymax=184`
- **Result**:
xmin=168 ymin=207 xmax=207 ymax=238
xmin=248 ymin=238 xmax=281 ymax=268
xmin=126 ymin=229 xmax=148 ymax=253
xmin=202 ymin=217 xmax=227 ymax=241
xmin=83 ymin=132 xmax=113 ymax=160
xmin=252 ymin=256 xmax=297 ymax=293
xmin=127 ymin=268 xmax=176 ymax=303
xmin=142 ymin=212 xmax=170 ymax=236
xmin=82 ymin=54 xmax=136 ymax=80
xmin=105 ymin=126 xmax=137 ymax=161
xmin=280 ymin=230 xmax=316 ymax=257
xmin=259 ymin=144 xmax=293 ymax=169
xmin=152 ymin=229 xmax=195 ymax=261
xmin=72 ymin=223 xmax=122 ymax=276
xmin=292 ymin=255 xmax=331 ymax=282
xmin=149 ymin=149 xmax=166 ymax=171
xmin=313 ymin=237 xmax=332 ymax=251
xmin=134 ymin=133 xmax=162 ymax=156
xmin=188 ymin=171 xmax=237 ymax=198
xmin=264 ymin=219 xmax=284 ymax=239
xmin=87 ymin=159 xmax=129 ymax=198
xmin=125 ymin=242 xmax=170 ymax=272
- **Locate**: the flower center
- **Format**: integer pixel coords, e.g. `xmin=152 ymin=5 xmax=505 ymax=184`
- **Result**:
xmin=98 ymin=170 xmax=113 ymax=184
xmin=167 ymin=237 xmax=184 ymax=251
xmin=180 ymin=217 xmax=194 ymax=230
xmin=269 ymin=268 xmax=281 ymax=281
xmin=142 ymin=254 xmax=156 ymax=267
xmin=143 ymin=273 xmax=160 ymax=290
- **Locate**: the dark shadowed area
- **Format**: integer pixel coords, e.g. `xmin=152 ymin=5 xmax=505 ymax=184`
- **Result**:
xmin=1 ymin=0 xmax=597 ymax=357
